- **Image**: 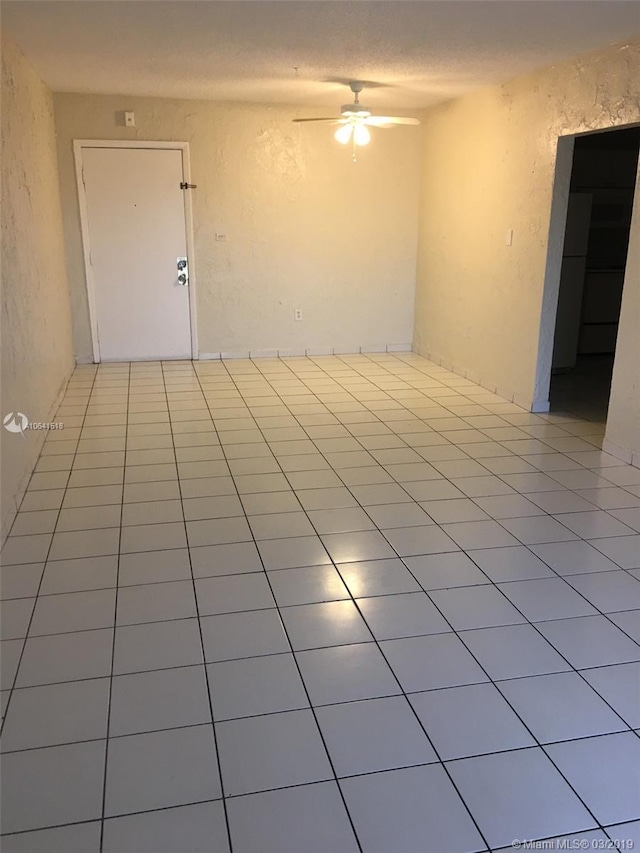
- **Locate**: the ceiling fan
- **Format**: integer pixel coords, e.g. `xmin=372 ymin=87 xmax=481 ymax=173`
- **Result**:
xmin=293 ymin=81 xmax=420 ymax=159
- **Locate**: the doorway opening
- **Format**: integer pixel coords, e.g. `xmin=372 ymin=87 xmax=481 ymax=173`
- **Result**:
xmin=549 ymin=126 xmax=640 ymax=422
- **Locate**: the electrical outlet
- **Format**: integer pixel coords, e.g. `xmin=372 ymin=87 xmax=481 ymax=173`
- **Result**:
xmin=215 ymin=233 xmax=228 ymax=242
xmin=124 ymin=111 xmax=135 ymax=127
xmin=294 ymin=308 xmax=303 ymax=321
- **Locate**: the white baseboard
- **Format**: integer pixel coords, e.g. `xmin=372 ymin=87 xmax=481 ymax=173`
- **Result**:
xmin=386 ymin=343 xmax=413 ymax=353
xmin=199 ymin=343 xmax=414 ymax=360
xmin=414 ymin=344 xmax=537 ymax=411
xmin=248 ymin=349 xmax=279 ymax=359
xmin=306 ymin=346 xmax=334 ymax=356
xmin=220 ymin=350 xmax=250 ymax=359
xmin=277 ymin=348 xmax=307 ymax=357
xmin=602 ymin=438 xmax=640 ymax=468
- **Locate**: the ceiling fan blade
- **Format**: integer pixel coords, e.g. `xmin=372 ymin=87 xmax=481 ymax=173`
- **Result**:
xmin=292 ymin=117 xmax=343 ymax=123
xmin=364 ymin=116 xmax=421 ymax=127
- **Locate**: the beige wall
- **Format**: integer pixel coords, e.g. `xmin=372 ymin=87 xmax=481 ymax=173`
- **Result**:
xmin=413 ymin=39 xmax=640 ymax=409
xmin=54 ymin=94 xmax=422 ymax=360
xmin=605 ymin=161 xmax=640 ymax=466
xmin=1 ymin=33 xmax=75 ymax=541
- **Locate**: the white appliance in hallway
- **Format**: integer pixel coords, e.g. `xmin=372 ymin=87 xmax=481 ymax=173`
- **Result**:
xmin=78 ymin=146 xmax=193 ymax=361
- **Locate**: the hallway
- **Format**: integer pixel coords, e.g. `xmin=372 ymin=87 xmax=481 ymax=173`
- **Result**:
xmin=1 ymin=352 xmax=639 ymax=852
xmin=550 ymin=355 xmax=616 ymax=422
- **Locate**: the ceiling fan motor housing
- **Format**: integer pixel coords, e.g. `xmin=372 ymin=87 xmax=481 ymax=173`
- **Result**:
xmin=341 ymin=104 xmax=371 ymax=117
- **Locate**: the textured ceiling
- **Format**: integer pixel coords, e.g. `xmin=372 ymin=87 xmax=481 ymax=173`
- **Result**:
xmin=3 ymin=1 xmax=640 ymax=108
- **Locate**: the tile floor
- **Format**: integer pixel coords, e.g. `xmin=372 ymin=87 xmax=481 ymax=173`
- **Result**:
xmin=1 ymin=352 xmax=639 ymax=852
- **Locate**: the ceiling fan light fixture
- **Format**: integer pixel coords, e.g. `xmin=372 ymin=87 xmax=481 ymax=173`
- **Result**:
xmin=294 ymin=81 xmax=419 ymax=159
xmin=353 ymin=124 xmax=371 ymax=146
xmin=334 ymin=124 xmax=354 ymax=144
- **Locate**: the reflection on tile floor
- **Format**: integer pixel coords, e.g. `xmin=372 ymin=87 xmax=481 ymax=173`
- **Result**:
xmin=1 ymin=352 xmax=640 ymax=852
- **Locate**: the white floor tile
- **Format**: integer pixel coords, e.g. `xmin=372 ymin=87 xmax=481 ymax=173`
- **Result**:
xmin=1 ymin=741 xmax=106 ymax=833
xmin=360 ymin=585 xmax=446 ymax=633
xmin=564 ymin=569 xmax=640 ymax=612
xmin=429 ymin=585 xmax=526 ymax=630
xmin=546 ymin=732 xmax=640 ymax=825
xmin=460 ymin=624 xmax=572 ymax=680
xmin=0 ymin=822 xmax=102 ymax=853
xmin=103 ymin=801 xmax=229 ymax=853
xmin=195 ymin=573 xmax=275 ymax=615
xmin=496 ymin=577 xmax=598 ymax=622
xmin=447 ymin=747 xmax=596 ymax=849
xmin=340 ymin=764 xmax=485 ymax=853
xmin=200 ymin=608 xmax=290 ymax=661
xmin=581 ymin=662 xmax=640 ymax=728
xmin=29 ymin=588 xmax=116 ymax=635
xmin=538 ymin=615 xmax=640 ymax=669
xmin=113 ymin=619 xmax=203 ymax=674
xmin=1 ymin=678 xmax=110 ymax=751
xmin=216 ymin=709 xmax=332 ymax=796
xmin=410 ymin=681 xmax=535 ymax=759
xmin=109 ymin=665 xmax=211 ymax=735
xmin=5 ymin=355 xmax=639 ymax=848
xmin=16 ymin=629 xmax=114 ymax=687
xmin=226 ymin=782 xmax=358 ymax=853
xmin=39 ymin=554 xmax=117 ymax=594
xmin=497 ymin=671 xmax=628 ymax=742
xmin=281 ymin=600 xmax=373 ymax=649
xmin=468 ymin=546 xmax=555 ymax=581
xmin=104 ymin=725 xmax=221 ymax=816
xmin=380 ymin=633 xmax=489 ymax=692
xmin=336 ymin=558 xmax=420 ymax=596
xmin=588 ymin=535 xmax=640 ymax=569
xmin=296 ymin=642 xmax=400 ymax=704
xmin=531 ymin=540 xmax=622 ymax=575
xmin=316 ymin=695 xmax=437 ymax=776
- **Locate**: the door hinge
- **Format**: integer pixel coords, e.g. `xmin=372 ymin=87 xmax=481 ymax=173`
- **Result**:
xmin=180 ymin=182 xmax=197 ymax=190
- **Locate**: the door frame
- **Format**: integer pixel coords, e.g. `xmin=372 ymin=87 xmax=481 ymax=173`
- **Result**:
xmin=534 ymin=124 xmax=639 ymax=413
xmin=73 ymin=139 xmax=199 ymax=362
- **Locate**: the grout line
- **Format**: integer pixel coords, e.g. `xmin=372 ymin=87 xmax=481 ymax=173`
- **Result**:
xmin=98 ymin=361 xmax=129 ymax=853
xmin=164 ymin=360 xmax=235 ymax=853
xmin=0 ymin=695 xmax=635 ymax=758
xmin=4 ymin=648 xmax=639 ymax=695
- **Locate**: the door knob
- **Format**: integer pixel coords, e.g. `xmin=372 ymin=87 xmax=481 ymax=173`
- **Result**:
xmin=177 ymin=257 xmax=188 ymax=286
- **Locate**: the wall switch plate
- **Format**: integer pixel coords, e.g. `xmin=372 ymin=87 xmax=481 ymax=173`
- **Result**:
xmin=294 ymin=308 xmax=303 ymax=321
xmin=215 ymin=233 xmax=228 ymax=242
xmin=124 ymin=111 xmax=135 ymax=127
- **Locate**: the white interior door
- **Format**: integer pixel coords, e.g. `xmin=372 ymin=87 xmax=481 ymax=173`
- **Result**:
xmin=81 ymin=147 xmax=192 ymax=360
